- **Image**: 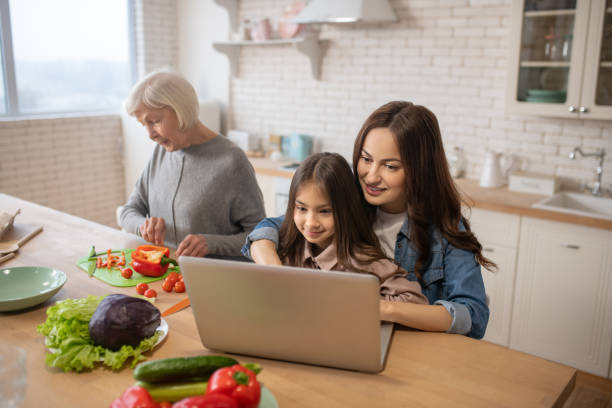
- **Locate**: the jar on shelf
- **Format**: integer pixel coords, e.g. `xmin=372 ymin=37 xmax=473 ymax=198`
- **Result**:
xmin=233 ymin=19 xmax=252 ymax=41
xmin=447 ymin=146 xmax=467 ymax=178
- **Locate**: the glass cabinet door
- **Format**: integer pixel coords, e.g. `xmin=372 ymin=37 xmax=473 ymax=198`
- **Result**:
xmin=582 ymin=0 xmax=612 ymax=119
xmin=593 ymin=0 xmax=612 ymax=107
xmin=516 ymin=0 xmax=578 ymax=104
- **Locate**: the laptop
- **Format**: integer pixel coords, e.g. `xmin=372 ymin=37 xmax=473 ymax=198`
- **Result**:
xmin=179 ymin=256 xmax=394 ymax=373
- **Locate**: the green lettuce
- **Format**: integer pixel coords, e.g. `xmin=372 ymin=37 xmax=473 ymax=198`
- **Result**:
xmin=37 ymin=295 xmax=161 ymax=372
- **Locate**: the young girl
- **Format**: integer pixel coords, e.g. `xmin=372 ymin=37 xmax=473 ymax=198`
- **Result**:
xmin=277 ymin=152 xmax=427 ymax=304
xmin=243 ymin=102 xmax=494 ymax=339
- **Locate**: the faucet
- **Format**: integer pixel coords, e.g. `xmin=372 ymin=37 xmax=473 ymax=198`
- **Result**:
xmin=569 ymin=147 xmax=607 ymax=196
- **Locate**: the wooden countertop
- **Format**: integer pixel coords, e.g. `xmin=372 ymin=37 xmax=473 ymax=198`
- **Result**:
xmin=1 ymin=193 xmax=576 ymax=407
xmin=250 ymin=158 xmax=612 ymax=230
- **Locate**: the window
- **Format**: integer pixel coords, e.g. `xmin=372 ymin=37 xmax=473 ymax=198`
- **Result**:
xmin=0 ymin=0 xmax=133 ymax=115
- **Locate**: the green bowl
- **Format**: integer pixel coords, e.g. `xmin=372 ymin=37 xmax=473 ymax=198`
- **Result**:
xmin=0 ymin=266 xmax=67 ymax=312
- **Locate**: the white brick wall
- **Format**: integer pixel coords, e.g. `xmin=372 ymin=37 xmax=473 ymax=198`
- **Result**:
xmin=0 ymin=115 xmax=125 ymax=227
xmin=229 ymin=0 xmax=612 ymax=190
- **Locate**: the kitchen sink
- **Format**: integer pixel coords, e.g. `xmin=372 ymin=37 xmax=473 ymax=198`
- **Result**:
xmin=533 ymin=192 xmax=612 ymax=221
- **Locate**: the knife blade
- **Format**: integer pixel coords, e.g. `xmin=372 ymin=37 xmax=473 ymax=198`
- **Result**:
xmin=161 ymin=297 xmax=190 ymax=317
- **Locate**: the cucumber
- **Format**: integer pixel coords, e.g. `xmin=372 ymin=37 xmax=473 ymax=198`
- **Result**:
xmin=136 ymin=380 xmax=208 ymax=402
xmin=133 ymin=355 xmax=239 ymax=384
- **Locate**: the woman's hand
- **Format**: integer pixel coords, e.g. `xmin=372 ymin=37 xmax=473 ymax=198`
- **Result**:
xmin=175 ymin=234 xmax=208 ymax=257
xmin=251 ymin=240 xmax=282 ymax=265
xmin=379 ymin=300 xmax=453 ymax=332
xmin=139 ymin=217 xmax=166 ymax=245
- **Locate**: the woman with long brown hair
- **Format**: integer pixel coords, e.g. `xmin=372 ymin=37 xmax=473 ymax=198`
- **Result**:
xmin=243 ymin=101 xmax=493 ymax=339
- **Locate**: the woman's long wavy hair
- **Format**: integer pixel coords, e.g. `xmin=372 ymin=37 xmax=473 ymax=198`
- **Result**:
xmin=352 ymin=101 xmax=497 ymax=281
xmin=278 ymin=152 xmax=389 ymax=273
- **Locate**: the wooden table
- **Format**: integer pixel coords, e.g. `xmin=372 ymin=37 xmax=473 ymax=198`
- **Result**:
xmin=0 ymin=194 xmax=577 ymax=407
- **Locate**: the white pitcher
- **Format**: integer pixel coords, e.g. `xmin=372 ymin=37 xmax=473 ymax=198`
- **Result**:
xmin=480 ymin=151 xmax=515 ymax=188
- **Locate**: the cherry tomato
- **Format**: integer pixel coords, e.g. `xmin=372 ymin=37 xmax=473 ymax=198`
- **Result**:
xmin=144 ymin=288 xmax=157 ymax=298
xmin=162 ymin=277 xmax=174 ymax=292
xmin=179 ymin=274 xmax=184 ymax=281
xmin=174 ymin=280 xmax=186 ymax=293
xmin=136 ymin=282 xmax=149 ymax=295
xmin=167 ymin=271 xmax=180 ymax=285
xmin=120 ymin=267 xmax=133 ymax=279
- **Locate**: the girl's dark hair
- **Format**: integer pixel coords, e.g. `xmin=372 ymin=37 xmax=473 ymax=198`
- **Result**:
xmin=279 ymin=152 xmax=389 ymax=272
xmin=352 ymin=101 xmax=497 ymax=280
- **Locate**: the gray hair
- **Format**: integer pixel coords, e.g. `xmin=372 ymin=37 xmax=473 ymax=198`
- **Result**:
xmin=125 ymin=70 xmax=199 ymax=130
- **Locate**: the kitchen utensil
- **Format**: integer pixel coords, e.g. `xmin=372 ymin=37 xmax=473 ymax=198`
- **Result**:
xmin=0 ymin=266 xmax=67 ymax=312
xmin=0 ymin=225 xmax=43 ymax=255
xmin=161 ymin=297 xmax=191 ymax=317
xmin=0 ymin=253 xmax=16 ymax=266
xmin=480 ymin=151 xmax=516 ymax=188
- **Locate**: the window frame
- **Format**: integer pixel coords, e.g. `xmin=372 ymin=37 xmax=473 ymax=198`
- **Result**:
xmin=0 ymin=0 xmax=135 ymax=117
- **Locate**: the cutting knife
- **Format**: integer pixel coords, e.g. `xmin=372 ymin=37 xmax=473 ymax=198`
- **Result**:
xmin=161 ymin=297 xmax=190 ymax=317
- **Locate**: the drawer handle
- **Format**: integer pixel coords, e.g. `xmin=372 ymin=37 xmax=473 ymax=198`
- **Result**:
xmin=561 ymin=244 xmax=580 ymax=250
xmin=483 ymin=247 xmax=494 ymax=253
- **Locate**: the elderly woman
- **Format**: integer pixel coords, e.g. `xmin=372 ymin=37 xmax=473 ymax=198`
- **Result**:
xmin=120 ymin=71 xmax=265 ymax=257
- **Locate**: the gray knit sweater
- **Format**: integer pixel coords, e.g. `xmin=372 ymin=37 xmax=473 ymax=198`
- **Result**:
xmin=120 ymin=135 xmax=265 ymax=256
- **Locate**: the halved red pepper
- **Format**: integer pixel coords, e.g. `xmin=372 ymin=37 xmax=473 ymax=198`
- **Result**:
xmin=205 ymin=365 xmax=261 ymax=408
xmin=131 ymin=245 xmax=177 ymax=277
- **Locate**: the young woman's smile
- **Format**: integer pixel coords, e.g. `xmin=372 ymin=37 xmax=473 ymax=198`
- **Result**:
xmin=293 ymin=182 xmax=335 ymax=250
xmin=357 ymin=127 xmax=407 ymax=213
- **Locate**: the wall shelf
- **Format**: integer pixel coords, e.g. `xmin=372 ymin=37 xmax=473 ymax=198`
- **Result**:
xmin=213 ymin=37 xmax=323 ymax=80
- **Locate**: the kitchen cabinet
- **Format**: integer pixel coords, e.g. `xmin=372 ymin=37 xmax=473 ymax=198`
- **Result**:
xmin=255 ymin=173 xmax=275 ymax=217
xmin=506 ymin=0 xmax=612 ymax=119
xmin=468 ymin=208 xmax=520 ymax=347
xmin=510 ymin=217 xmax=612 ymax=377
xmin=213 ymin=0 xmax=323 ymax=80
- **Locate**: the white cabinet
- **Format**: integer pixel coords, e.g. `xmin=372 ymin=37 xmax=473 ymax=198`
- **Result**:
xmin=510 ymin=217 xmax=612 ymax=377
xmin=506 ymin=0 xmax=612 ymax=119
xmin=468 ymin=208 xmax=520 ymax=347
xmin=255 ymin=174 xmax=275 ymax=218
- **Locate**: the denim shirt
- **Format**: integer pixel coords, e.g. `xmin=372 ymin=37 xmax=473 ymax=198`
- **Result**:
xmin=242 ymin=216 xmax=489 ymax=339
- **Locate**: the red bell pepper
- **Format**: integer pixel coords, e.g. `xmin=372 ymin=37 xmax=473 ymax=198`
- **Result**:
xmin=131 ymin=245 xmax=177 ymax=277
xmin=172 ymin=394 xmax=237 ymax=408
xmin=205 ymin=365 xmax=261 ymax=408
xmin=110 ymin=386 xmax=159 ymax=408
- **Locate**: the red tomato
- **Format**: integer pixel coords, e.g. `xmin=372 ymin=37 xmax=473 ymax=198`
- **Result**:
xmin=144 ymin=288 xmax=157 ymax=298
xmin=159 ymin=402 xmax=172 ymax=408
xmin=120 ymin=268 xmax=133 ymax=279
xmin=179 ymin=274 xmax=184 ymax=281
xmin=167 ymin=271 xmax=180 ymax=285
xmin=136 ymin=282 xmax=149 ymax=295
xmin=161 ymin=277 xmax=174 ymax=293
xmin=174 ymin=280 xmax=186 ymax=293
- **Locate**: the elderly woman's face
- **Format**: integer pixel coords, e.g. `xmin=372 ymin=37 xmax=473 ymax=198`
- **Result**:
xmin=135 ymin=106 xmax=184 ymax=152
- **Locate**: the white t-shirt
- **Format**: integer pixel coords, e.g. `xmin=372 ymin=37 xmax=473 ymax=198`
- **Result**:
xmin=373 ymin=209 xmax=406 ymax=259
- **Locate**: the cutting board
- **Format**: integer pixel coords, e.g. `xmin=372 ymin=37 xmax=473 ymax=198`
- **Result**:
xmin=76 ymin=249 xmax=177 ymax=287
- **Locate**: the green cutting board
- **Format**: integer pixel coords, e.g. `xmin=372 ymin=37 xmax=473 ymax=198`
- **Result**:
xmin=76 ymin=248 xmax=177 ymax=287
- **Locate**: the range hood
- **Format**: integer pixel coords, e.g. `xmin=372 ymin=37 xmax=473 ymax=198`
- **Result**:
xmin=291 ymin=0 xmax=398 ymax=24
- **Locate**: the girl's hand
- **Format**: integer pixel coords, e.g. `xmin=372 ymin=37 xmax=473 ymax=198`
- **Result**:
xmin=176 ymin=234 xmax=208 ymax=257
xmin=139 ymin=217 xmax=166 ymax=245
xmin=251 ymin=239 xmax=283 ymax=265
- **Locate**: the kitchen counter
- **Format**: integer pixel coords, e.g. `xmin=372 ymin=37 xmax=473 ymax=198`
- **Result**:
xmin=249 ymin=158 xmax=612 ymax=230
xmin=0 ymin=193 xmax=577 ymax=407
